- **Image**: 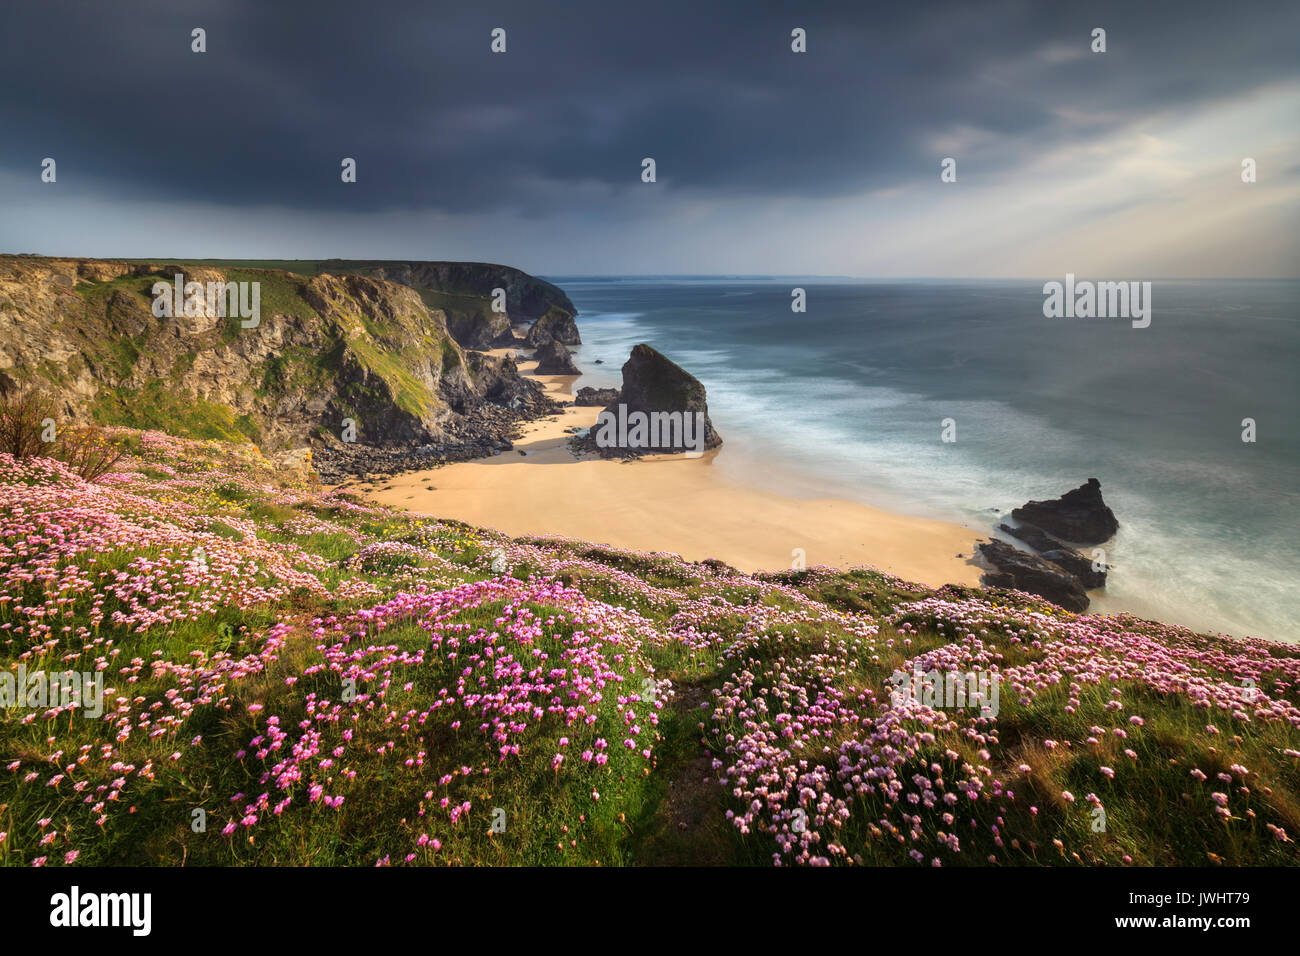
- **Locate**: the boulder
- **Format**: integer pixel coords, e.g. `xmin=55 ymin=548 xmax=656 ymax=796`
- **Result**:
xmin=977 ymin=539 xmax=1090 ymax=612
xmin=574 ymin=386 xmax=620 ymax=406
xmin=1011 ymin=478 xmax=1118 ymax=544
xmin=267 ymin=446 xmax=318 ymax=484
xmin=534 ymin=340 xmax=581 ymax=375
xmin=524 ymin=306 xmax=582 ymax=346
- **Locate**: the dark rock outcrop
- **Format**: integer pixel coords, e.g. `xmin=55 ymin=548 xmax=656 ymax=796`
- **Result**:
xmin=1012 ymin=478 xmax=1118 ymax=544
xmin=999 ymin=523 xmax=1106 ymax=588
xmin=574 ymin=386 xmax=620 ymax=407
xmin=977 ymin=539 xmax=1090 ymax=612
xmin=581 ymin=344 xmax=722 ymax=457
xmin=534 ymin=340 xmax=580 ymax=375
xmin=525 ymin=307 xmax=582 ymax=347
xmin=999 ymin=522 xmax=1070 ymax=554
xmin=458 ymin=352 xmax=556 ymax=414
xmin=1039 ymin=547 xmax=1107 ymax=590
xmin=980 ymin=480 xmax=1119 ymax=606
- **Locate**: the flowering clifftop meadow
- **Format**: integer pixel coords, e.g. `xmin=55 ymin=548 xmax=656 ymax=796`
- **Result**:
xmin=0 ymin=430 xmax=1297 ymax=867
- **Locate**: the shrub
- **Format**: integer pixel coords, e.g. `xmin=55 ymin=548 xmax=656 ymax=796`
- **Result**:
xmin=0 ymin=387 xmax=125 ymax=481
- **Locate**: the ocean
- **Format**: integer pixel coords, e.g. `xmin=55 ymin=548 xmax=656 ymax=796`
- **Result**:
xmin=548 ymin=277 xmax=1300 ymax=643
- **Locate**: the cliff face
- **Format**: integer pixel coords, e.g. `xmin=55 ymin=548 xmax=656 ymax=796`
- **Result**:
xmin=0 ymin=256 xmax=556 ymax=453
xmin=316 ymin=259 xmax=576 ymax=324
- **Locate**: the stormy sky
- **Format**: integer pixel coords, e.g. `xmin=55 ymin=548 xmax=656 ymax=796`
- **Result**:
xmin=1 ymin=0 xmax=1296 ymax=276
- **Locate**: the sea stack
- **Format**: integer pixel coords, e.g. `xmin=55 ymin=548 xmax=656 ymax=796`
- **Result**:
xmin=525 ymin=306 xmax=582 ymax=347
xmin=977 ymin=479 xmax=1119 ymax=612
xmin=1011 ymin=478 xmax=1119 ymax=544
xmin=586 ymin=344 xmax=722 ymax=456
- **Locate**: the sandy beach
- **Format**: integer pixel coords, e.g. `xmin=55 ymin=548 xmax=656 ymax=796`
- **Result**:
xmin=348 ymin=348 xmax=983 ymax=587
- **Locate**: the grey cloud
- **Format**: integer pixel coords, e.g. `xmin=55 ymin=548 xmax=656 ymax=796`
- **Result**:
xmin=0 ymin=0 xmax=1295 ymax=218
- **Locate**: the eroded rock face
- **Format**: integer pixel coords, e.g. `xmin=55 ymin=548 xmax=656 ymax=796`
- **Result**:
xmin=977 ymin=539 xmax=1091 ymax=612
xmin=534 ymin=340 xmax=580 ymax=375
xmin=445 ymin=309 xmax=513 ymax=351
xmin=1012 ymin=478 xmax=1119 ymax=544
xmin=525 ymin=307 xmax=582 ymax=347
xmin=1039 ymin=547 xmax=1107 ymax=590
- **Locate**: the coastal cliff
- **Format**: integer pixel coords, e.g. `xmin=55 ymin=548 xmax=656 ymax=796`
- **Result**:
xmin=0 ymin=256 xmax=563 ymax=472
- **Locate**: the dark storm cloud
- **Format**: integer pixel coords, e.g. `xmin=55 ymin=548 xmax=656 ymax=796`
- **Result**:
xmin=1 ymin=0 xmax=1296 ymax=215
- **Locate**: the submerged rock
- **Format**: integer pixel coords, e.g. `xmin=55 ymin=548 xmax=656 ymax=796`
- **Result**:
xmin=999 ymin=522 xmax=1069 ymax=553
xmin=1011 ymin=478 xmax=1118 ymax=544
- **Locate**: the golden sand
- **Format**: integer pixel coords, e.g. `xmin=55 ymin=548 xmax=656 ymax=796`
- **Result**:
xmin=349 ymin=352 xmax=983 ymax=586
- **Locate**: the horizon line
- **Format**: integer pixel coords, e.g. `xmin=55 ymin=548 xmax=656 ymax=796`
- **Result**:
xmin=2 ymin=254 xmax=1296 ymax=282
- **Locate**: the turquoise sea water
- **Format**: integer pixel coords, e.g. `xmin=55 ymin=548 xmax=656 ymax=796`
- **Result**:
xmin=549 ymin=277 xmax=1299 ymax=643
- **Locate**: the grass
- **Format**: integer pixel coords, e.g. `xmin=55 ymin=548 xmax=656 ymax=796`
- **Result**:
xmin=0 ymin=432 xmax=1297 ymax=868
xmin=91 ymin=382 xmax=257 ymax=442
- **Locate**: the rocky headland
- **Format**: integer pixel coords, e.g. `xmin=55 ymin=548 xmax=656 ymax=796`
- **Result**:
xmin=0 ymin=255 xmax=572 ymax=483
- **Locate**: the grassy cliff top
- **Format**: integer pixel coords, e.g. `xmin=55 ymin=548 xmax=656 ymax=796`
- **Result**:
xmin=0 ymin=430 xmax=1297 ymax=867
